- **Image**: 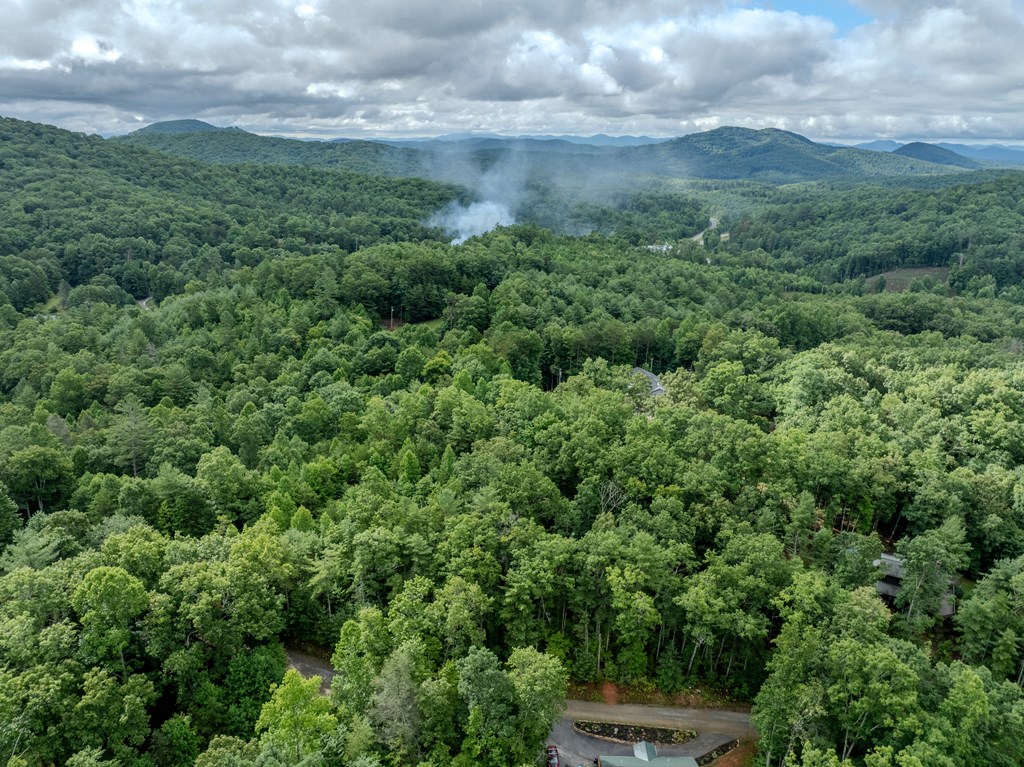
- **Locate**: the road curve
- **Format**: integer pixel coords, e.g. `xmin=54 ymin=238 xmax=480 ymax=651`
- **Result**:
xmin=550 ymin=702 xmax=753 ymax=767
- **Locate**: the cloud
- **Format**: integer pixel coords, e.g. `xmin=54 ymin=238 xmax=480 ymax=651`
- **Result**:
xmin=1 ymin=0 xmax=1023 ymax=139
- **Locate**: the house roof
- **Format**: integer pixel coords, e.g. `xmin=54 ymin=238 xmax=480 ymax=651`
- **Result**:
xmin=632 ymin=367 xmax=666 ymax=396
xmin=598 ymin=756 xmax=698 ymax=767
xmin=599 ymin=743 xmax=698 ymax=767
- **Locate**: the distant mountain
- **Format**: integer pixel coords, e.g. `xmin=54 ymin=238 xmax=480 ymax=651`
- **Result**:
xmin=130 ymin=119 xmax=238 ymax=135
xmin=854 ymin=140 xmax=902 ymax=152
xmin=115 ymin=121 xmax=975 ymax=185
xmin=935 ymin=143 xmax=1024 ymax=166
xmin=115 ymin=124 xmax=425 ymax=177
xmin=345 ymin=133 xmax=666 ymax=148
xmin=374 ymin=136 xmax=618 ymax=155
xmin=623 ymin=127 xmax=962 ymax=182
xmin=893 ymin=142 xmax=982 ymax=169
xmin=517 ymin=134 xmax=667 ymax=147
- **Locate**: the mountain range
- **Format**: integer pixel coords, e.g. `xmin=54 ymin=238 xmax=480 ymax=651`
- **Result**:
xmin=855 ymin=138 xmax=1024 ymax=166
xmin=115 ymin=120 xmax=1024 ymax=185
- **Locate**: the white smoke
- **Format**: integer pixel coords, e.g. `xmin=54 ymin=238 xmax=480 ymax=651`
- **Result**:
xmin=432 ymin=200 xmax=515 ymax=244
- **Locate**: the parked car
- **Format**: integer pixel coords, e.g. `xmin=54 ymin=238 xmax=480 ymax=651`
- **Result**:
xmin=546 ymin=745 xmax=559 ymax=767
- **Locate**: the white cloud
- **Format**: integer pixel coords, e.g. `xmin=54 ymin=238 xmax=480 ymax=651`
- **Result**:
xmin=70 ymin=36 xmax=122 ymax=63
xmin=0 ymin=0 xmax=1023 ymax=139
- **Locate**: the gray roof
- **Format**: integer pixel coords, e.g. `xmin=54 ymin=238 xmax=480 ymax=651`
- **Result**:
xmin=632 ymin=367 xmax=666 ymax=396
xmin=598 ymin=744 xmax=697 ymax=767
xmin=598 ymin=756 xmax=698 ymax=767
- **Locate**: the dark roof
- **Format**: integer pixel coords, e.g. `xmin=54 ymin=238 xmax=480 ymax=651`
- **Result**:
xmin=632 ymin=367 xmax=666 ymax=396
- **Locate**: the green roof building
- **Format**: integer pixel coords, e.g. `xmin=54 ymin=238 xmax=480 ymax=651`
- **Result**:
xmin=597 ymin=742 xmax=698 ymax=767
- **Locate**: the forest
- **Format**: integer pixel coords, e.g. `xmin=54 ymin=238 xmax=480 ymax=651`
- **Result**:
xmin=3 ymin=115 xmax=1024 ymax=767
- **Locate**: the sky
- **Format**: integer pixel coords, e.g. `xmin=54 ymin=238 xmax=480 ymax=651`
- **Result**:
xmin=1 ymin=0 xmax=1023 ymax=141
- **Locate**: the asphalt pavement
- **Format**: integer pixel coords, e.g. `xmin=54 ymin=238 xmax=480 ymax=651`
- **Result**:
xmin=547 ymin=701 xmax=753 ymax=766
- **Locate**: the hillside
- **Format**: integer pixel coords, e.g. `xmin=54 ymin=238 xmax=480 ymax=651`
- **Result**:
xmin=116 ymin=125 xmax=427 ymax=177
xmin=131 ymin=119 xmax=235 ymax=135
xmin=0 ymin=116 xmax=457 ymax=305
xmin=937 ymin=142 xmax=1024 ymax=166
xmin=893 ymin=141 xmax=982 ymax=169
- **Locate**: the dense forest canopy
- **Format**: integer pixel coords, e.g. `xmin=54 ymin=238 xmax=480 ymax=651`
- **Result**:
xmin=3 ymin=116 xmax=1024 ymax=767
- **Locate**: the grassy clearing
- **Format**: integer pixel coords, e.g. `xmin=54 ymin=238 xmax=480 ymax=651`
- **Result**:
xmin=866 ymin=267 xmax=950 ymax=293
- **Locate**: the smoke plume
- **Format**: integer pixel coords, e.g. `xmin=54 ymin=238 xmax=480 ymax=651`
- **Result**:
xmin=432 ymin=200 xmax=515 ymax=244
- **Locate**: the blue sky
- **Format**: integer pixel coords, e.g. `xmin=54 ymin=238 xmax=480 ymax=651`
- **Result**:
xmin=755 ymin=1 xmax=874 ymax=35
xmin=1 ymin=0 xmax=1022 ymax=141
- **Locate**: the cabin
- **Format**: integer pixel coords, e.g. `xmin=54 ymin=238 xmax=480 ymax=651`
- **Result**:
xmin=874 ymin=552 xmax=955 ymax=616
xmin=596 ymin=742 xmax=698 ymax=767
xmin=631 ymin=367 xmax=666 ymax=396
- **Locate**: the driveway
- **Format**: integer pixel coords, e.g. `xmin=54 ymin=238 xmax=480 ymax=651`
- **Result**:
xmin=287 ymin=648 xmax=333 ymax=694
xmin=547 ymin=702 xmax=754 ymax=767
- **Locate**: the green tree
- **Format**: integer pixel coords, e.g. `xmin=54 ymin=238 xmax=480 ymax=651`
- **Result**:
xmin=256 ymin=669 xmax=337 ymax=765
xmin=369 ymin=639 xmax=427 ymax=764
xmin=507 ymin=646 xmax=567 ymax=753
xmin=3 ymin=445 xmax=73 ymax=514
xmin=895 ymin=516 xmax=969 ymax=634
xmin=0 ymin=481 xmax=21 ymax=549
xmin=107 ymin=394 xmax=153 ymax=478
xmin=71 ymin=565 xmax=149 ymax=668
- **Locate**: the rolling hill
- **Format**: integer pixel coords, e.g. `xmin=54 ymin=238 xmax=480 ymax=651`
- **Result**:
xmin=892 ymin=141 xmax=982 ymax=169
xmin=116 ymin=121 xmax=426 ymax=177
xmin=129 ymin=118 xmax=236 ymax=135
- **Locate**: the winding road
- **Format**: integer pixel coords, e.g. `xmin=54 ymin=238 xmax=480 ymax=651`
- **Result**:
xmin=285 ymin=649 xmax=754 ymax=764
xmin=691 ymin=217 xmax=720 ymax=243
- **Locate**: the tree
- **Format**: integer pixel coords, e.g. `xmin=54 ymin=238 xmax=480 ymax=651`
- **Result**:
xmin=456 ymin=647 xmax=521 ymax=765
xmin=332 ymin=608 xmax=388 ymax=716
xmin=507 ymin=647 xmax=567 ymax=753
xmin=70 ymin=669 xmax=156 ymax=763
xmin=195 ymin=446 xmax=264 ymax=525
xmin=369 ymin=639 xmax=427 ymax=764
xmin=825 ymin=637 xmax=922 ymax=762
xmin=0 ymin=481 xmax=22 ymax=549
xmin=256 ymin=669 xmax=337 ymax=765
xmin=0 ymin=525 xmax=60 ymax=572
xmin=896 ymin=516 xmax=969 ymax=634
xmin=151 ymin=715 xmax=201 ymax=767
xmin=107 ymin=394 xmax=152 ymax=478
xmin=71 ymin=565 xmax=149 ymax=668
xmin=3 ymin=445 xmax=73 ymax=514
xmin=956 ymin=554 xmax=1024 ymax=684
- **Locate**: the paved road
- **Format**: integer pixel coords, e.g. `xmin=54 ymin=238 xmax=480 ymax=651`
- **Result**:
xmin=691 ymin=217 xmax=720 ymax=242
xmin=566 ymin=701 xmax=752 ymax=738
xmin=549 ymin=701 xmax=753 ymax=766
xmin=287 ymin=648 xmax=333 ymax=694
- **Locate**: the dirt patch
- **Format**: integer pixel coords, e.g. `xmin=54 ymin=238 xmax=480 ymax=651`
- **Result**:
xmin=571 ymin=681 xmax=750 ymax=712
xmin=865 ymin=267 xmax=950 ymax=293
xmin=709 ymin=736 xmax=757 ymax=767
xmin=600 ymin=680 xmax=620 ymax=704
